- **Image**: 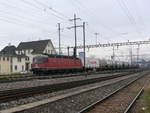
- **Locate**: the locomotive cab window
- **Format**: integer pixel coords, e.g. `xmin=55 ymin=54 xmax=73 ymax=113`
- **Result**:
xmin=33 ymin=56 xmax=48 ymax=63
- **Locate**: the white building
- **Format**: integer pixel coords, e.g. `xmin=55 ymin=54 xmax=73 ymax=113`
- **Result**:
xmin=0 ymin=46 xmax=29 ymax=75
xmin=0 ymin=39 xmax=56 ymax=74
xmin=16 ymin=39 xmax=57 ymax=69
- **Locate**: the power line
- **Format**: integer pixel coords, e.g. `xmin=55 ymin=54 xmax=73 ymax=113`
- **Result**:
xmin=0 ymin=0 xmax=71 ymax=35
xmin=116 ymin=0 xmax=141 ymax=35
xmin=33 ymin=0 xmax=70 ymax=20
xmin=0 ymin=1 xmax=57 ymax=30
xmin=21 ymin=0 xmax=66 ymax=21
xmin=0 ymin=12 xmax=54 ymax=33
xmin=69 ymin=0 xmax=128 ymax=41
xmin=0 ymin=10 xmax=53 ymax=29
xmin=0 ymin=17 xmax=38 ymax=29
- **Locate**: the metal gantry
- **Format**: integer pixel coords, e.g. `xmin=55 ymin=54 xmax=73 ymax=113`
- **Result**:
xmin=69 ymin=40 xmax=150 ymax=49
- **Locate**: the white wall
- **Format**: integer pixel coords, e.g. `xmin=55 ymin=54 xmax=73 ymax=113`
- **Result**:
xmin=44 ymin=41 xmax=56 ymax=54
xmin=12 ymin=57 xmax=28 ymax=73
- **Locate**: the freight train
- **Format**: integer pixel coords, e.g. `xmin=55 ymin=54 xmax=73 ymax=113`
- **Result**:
xmin=31 ymin=55 xmax=83 ymax=74
xmin=31 ymin=54 xmax=139 ymax=74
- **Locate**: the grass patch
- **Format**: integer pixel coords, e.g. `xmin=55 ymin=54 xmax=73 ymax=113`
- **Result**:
xmin=143 ymin=90 xmax=150 ymax=112
xmin=140 ymin=89 xmax=150 ymax=113
xmin=0 ymin=73 xmax=34 ymax=79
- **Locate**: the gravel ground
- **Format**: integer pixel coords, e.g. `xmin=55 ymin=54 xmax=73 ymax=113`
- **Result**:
xmin=0 ymin=72 xmax=146 ymax=113
xmin=0 ymin=72 xmax=123 ymax=91
xmin=130 ymin=75 xmax=150 ymax=113
xmin=86 ymin=73 xmax=150 ymax=113
xmin=21 ymin=73 xmax=143 ymax=113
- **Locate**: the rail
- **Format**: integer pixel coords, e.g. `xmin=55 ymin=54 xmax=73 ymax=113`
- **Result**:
xmin=123 ymin=82 xmax=148 ymax=113
xmin=77 ymin=71 xmax=149 ymax=113
xmin=0 ymin=71 xmax=137 ymax=103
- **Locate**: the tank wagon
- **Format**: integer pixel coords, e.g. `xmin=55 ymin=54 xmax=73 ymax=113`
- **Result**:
xmin=31 ymin=54 xmax=139 ymax=74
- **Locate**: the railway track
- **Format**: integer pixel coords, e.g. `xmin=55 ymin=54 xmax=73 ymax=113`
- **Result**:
xmin=0 ymin=69 xmax=141 ymax=83
xmin=123 ymin=83 xmax=147 ymax=113
xmin=0 ymin=71 xmax=148 ymax=113
xmin=78 ymin=71 xmax=149 ymax=113
xmin=0 ymin=71 xmax=138 ymax=103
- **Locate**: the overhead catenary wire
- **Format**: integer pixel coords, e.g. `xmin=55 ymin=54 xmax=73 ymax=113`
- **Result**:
xmin=0 ymin=13 xmax=54 ymax=33
xmin=0 ymin=0 xmax=58 ymax=25
xmin=0 ymin=1 xmax=58 ymax=31
xmin=0 ymin=0 xmax=77 ymax=40
xmin=115 ymin=0 xmax=141 ymax=36
xmin=0 ymin=1 xmax=45 ymax=22
xmin=33 ymin=0 xmax=70 ymax=20
xmin=21 ymin=0 xmax=67 ymax=21
xmin=20 ymin=0 xmax=73 ymax=33
xmin=0 ymin=9 xmax=55 ymax=30
xmin=69 ymin=0 xmax=129 ymax=41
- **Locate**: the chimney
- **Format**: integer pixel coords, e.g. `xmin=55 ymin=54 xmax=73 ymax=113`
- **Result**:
xmin=8 ymin=43 xmax=11 ymax=46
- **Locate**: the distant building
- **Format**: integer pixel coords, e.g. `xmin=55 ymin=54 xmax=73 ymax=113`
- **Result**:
xmin=0 ymin=45 xmax=29 ymax=75
xmin=0 ymin=39 xmax=56 ymax=74
xmin=16 ymin=39 xmax=56 ymax=69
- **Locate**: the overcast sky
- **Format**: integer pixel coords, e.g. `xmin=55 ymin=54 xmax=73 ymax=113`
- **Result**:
xmin=0 ymin=0 xmax=150 ymax=60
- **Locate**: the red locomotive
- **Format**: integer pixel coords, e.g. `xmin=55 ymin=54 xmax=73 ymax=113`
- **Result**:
xmin=31 ymin=54 xmax=83 ymax=74
xmin=31 ymin=54 xmax=139 ymax=75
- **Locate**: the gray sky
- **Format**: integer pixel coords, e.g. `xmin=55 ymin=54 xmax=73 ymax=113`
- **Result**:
xmin=0 ymin=0 xmax=150 ymax=60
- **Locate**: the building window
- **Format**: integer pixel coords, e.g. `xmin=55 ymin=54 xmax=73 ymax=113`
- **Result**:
xmin=48 ymin=50 xmax=50 ymax=54
xmin=10 ymin=58 xmax=13 ymax=63
xmin=25 ymin=57 xmax=29 ymax=61
xmin=28 ymin=50 xmax=30 ymax=54
xmin=17 ymin=57 xmax=21 ymax=62
xmin=22 ymin=65 xmax=24 ymax=71
xmin=3 ymin=57 xmax=5 ymax=61
xmin=10 ymin=65 xmax=13 ymax=72
xmin=0 ymin=57 xmax=1 ymax=61
xmin=15 ymin=65 xmax=17 ymax=70
xmin=7 ymin=57 xmax=9 ymax=61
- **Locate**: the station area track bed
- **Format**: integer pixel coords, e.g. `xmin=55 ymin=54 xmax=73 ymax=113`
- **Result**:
xmin=79 ymin=72 xmax=150 ymax=113
xmin=0 ymin=71 xmax=135 ymax=103
xmin=0 ymin=69 xmax=141 ymax=83
xmin=0 ymin=71 xmax=132 ymax=92
xmin=0 ymin=71 xmax=148 ymax=113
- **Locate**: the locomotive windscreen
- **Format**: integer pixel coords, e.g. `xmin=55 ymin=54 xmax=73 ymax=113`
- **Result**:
xmin=33 ymin=56 xmax=48 ymax=63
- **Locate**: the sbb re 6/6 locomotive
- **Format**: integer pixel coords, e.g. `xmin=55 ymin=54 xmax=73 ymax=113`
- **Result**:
xmin=31 ymin=55 xmax=83 ymax=74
